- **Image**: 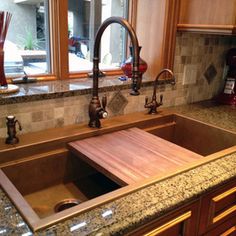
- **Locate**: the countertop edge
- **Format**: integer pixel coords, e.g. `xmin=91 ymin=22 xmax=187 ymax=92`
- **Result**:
xmin=0 ymin=77 xmax=175 ymax=105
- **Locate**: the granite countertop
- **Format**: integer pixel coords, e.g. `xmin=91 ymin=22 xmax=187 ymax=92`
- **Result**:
xmin=0 ymin=76 xmax=175 ymax=105
xmin=169 ymin=100 xmax=236 ymax=132
xmin=0 ymin=101 xmax=236 ymax=235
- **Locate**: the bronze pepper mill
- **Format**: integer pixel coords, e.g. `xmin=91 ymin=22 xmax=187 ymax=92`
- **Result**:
xmin=5 ymin=115 xmax=22 ymax=144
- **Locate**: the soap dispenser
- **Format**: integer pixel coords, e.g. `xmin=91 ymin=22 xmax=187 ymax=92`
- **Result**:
xmin=5 ymin=115 xmax=22 ymax=144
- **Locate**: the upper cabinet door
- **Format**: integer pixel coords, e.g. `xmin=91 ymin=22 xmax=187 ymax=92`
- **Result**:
xmin=178 ymin=0 xmax=236 ymax=34
xmin=134 ymin=0 xmax=179 ymax=79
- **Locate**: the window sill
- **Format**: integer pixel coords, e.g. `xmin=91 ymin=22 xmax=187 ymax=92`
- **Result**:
xmin=0 ymin=76 xmax=173 ymax=105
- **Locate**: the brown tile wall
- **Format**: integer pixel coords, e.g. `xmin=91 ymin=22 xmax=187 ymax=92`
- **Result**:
xmin=0 ymin=33 xmax=236 ymax=138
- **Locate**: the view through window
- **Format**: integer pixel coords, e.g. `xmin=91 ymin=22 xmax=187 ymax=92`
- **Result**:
xmin=1 ymin=0 xmax=129 ymax=78
xmin=68 ymin=0 xmax=128 ymax=72
xmin=1 ymin=0 xmax=50 ymax=77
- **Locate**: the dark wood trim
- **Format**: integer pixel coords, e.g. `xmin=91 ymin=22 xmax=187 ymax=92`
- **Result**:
xmin=203 ymin=217 xmax=236 ymax=236
xmin=126 ymin=200 xmax=200 ymax=236
xmin=198 ymin=180 xmax=236 ymax=235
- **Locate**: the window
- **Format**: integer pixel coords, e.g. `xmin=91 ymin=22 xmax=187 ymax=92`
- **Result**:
xmin=68 ymin=0 xmax=129 ymax=73
xmin=2 ymin=0 xmax=130 ymax=80
xmin=2 ymin=0 xmax=50 ymax=77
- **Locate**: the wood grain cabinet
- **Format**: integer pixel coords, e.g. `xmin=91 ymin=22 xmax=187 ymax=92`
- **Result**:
xmin=198 ymin=180 xmax=236 ymax=235
xmin=134 ymin=0 xmax=179 ymax=79
xmin=177 ymin=0 xmax=236 ymax=34
xmin=127 ymin=201 xmax=199 ymax=236
xmin=126 ymin=178 xmax=236 ymax=236
xmin=203 ymin=216 xmax=236 ymax=236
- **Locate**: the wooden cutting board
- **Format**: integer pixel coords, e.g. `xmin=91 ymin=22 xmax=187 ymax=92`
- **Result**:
xmin=68 ymin=128 xmax=202 ymax=185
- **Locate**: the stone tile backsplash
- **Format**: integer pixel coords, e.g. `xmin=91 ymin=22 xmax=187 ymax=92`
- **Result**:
xmin=204 ymin=64 xmax=217 ymax=84
xmin=1 ymin=33 xmax=236 ymax=138
xmin=107 ymin=90 xmax=129 ymax=115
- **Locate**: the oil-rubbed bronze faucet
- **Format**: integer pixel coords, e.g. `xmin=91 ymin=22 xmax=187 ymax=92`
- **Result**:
xmin=88 ymin=17 xmax=141 ymax=128
xmin=145 ymin=69 xmax=175 ymax=114
xmin=5 ymin=115 xmax=22 ymax=144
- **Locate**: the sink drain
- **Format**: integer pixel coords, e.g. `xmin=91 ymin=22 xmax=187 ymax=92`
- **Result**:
xmin=54 ymin=199 xmax=81 ymax=213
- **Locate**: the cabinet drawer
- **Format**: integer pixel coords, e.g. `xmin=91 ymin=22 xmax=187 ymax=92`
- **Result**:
xmin=127 ymin=201 xmax=199 ymax=236
xmin=199 ymin=180 xmax=236 ymax=235
xmin=203 ymin=215 xmax=236 ymax=236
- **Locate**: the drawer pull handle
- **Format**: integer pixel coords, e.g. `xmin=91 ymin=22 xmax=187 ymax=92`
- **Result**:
xmin=144 ymin=211 xmax=191 ymax=236
xmin=212 ymin=187 xmax=236 ymax=223
xmin=213 ymin=206 xmax=236 ymax=223
xmin=213 ymin=187 xmax=236 ymax=202
xmin=220 ymin=226 xmax=236 ymax=236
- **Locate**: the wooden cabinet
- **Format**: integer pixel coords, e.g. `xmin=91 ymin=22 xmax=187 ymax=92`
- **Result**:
xmin=127 ymin=201 xmax=199 ymax=236
xmin=178 ymin=0 xmax=236 ymax=34
xmin=127 ymin=179 xmax=236 ymax=236
xmin=134 ymin=0 xmax=179 ymax=79
xmin=199 ymin=180 xmax=236 ymax=235
xmin=203 ymin=216 xmax=236 ymax=236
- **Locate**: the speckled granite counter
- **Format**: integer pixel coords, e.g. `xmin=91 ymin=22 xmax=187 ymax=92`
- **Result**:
xmin=0 ymin=101 xmax=235 ymax=235
xmin=170 ymin=100 xmax=236 ymax=132
xmin=0 ymin=76 xmax=173 ymax=105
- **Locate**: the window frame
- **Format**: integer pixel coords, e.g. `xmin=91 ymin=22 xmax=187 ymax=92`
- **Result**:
xmin=6 ymin=0 xmax=177 ymax=82
xmin=51 ymin=0 xmax=136 ymax=80
xmin=4 ymin=0 xmax=135 ymax=82
xmin=64 ymin=0 xmax=135 ymax=80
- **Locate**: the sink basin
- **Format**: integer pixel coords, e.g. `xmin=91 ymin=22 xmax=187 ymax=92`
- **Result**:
xmin=145 ymin=114 xmax=236 ymax=156
xmin=0 ymin=112 xmax=235 ymax=231
xmin=0 ymin=149 xmax=120 ymax=229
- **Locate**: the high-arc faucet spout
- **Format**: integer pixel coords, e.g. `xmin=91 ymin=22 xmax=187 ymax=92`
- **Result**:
xmin=93 ymin=16 xmax=140 ymax=97
xmin=152 ymin=69 xmax=175 ymax=100
xmin=144 ymin=69 xmax=175 ymax=114
xmin=89 ymin=17 xmax=141 ymax=128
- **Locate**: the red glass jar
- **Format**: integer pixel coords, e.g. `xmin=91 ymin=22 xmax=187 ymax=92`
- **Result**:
xmin=121 ymin=46 xmax=148 ymax=83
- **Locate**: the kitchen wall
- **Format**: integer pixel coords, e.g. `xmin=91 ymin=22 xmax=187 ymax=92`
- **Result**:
xmin=173 ymin=32 xmax=236 ymax=104
xmin=0 ymin=33 xmax=236 ymax=138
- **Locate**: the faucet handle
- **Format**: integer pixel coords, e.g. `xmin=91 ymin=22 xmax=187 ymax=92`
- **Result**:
xmin=100 ymin=94 xmax=108 ymax=119
xmin=102 ymin=94 xmax=107 ymax=110
xmin=15 ymin=120 xmax=22 ymax=131
xmin=160 ymin=94 xmax=163 ymax=104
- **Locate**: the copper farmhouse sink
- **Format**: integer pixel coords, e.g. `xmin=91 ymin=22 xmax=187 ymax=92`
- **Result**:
xmin=145 ymin=114 xmax=236 ymax=156
xmin=1 ymin=150 xmax=120 ymax=219
xmin=0 ymin=149 xmax=121 ymax=231
xmin=0 ymin=113 xmax=235 ymax=231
